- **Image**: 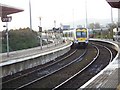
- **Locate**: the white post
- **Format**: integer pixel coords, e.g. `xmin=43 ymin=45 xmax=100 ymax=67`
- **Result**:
xmin=72 ymin=9 xmax=74 ymax=29
xmin=39 ymin=17 xmax=42 ymax=49
xmin=111 ymin=7 xmax=114 ymax=23
xmin=29 ymin=0 xmax=32 ymax=30
xmin=54 ymin=20 xmax=57 ymax=46
xmin=85 ymin=0 xmax=88 ymax=28
xmin=39 ymin=17 xmax=41 ymax=27
xmin=54 ymin=20 xmax=56 ymax=28
xmin=6 ymin=22 xmax=9 ymax=57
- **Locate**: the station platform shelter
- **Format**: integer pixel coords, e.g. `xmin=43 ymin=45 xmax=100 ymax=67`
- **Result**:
xmin=0 ymin=3 xmax=23 ymax=17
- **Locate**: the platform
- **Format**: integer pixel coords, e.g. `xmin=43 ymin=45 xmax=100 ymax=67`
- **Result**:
xmin=1 ymin=42 xmax=64 ymax=62
xmin=79 ymin=39 xmax=120 ymax=89
xmin=1 ymin=41 xmax=72 ymax=77
xmin=1 ymin=41 xmax=71 ymax=65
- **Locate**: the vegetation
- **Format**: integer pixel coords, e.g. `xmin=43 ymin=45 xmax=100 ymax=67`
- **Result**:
xmin=106 ymin=23 xmax=117 ymax=39
xmin=88 ymin=22 xmax=117 ymax=39
xmin=2 ymin=27 xmax=39 ymax=53
xmin=89 ymin=22 xmax=101 ymax=29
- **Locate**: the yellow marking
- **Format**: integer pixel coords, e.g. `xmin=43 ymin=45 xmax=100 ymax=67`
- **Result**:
xmin=76 ymin=29 xmax=87 ymax=32
xmin=77 ymin=38 xmax=87 ymax=41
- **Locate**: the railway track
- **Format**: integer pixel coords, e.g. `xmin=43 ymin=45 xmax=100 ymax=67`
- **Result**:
xmin=52 ymin=44 xmax=99 ymax=90
xmin=2 ymin=49 xmax=77 ymax=84
xmin=52 ymin=42 xmax=117 ymax=89
xmin=1 ymin=48 xmax=75 ymax=82
xmin=14 ymin=44 xmax=97 ymax=89
xmin=2 ymin=47 xmax=86 ymax=89
xmin=2 ymin=41 xmax=117 ymax=89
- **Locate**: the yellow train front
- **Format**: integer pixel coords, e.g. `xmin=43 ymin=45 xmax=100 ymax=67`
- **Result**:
xmin=74 ymin=28 xmax=89 ymax=48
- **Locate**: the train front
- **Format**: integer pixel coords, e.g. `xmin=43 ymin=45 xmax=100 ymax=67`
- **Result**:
xmin=75 ymin=28 xmax=89 ymax=47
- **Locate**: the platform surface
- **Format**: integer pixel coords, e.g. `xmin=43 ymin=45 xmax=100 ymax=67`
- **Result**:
xmin=1 ymin=42 xmax=69 ymax=64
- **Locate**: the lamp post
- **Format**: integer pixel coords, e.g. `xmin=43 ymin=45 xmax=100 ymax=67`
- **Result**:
xmin=101 ymin=29 xmax=103 ymax=39
xmin=54 ymin=20 xmax=57 ymax=46
xmin=60 ymin=23 xmax=63 ymax=43
xmin=29 ymin=0 xmax=32 ymax=30
xmin=6 ymin=22 xmax=9 ymax=57
xmin=85 ymin=0 xmax=88 ymax=28
xmin=38 ymin=17 xmax=42 ymax=49
xmin=2 ymin=16 xmax=12 ymax=57
xmin=72 ymin=9 xmax=74 ymax=29
xmin=111 ymin=7 xmax=114 ymax=24
xmin=3 ymin=23 xmax=9 ymax=57
xmin=54 ymin=20 xmax=56 ymax=28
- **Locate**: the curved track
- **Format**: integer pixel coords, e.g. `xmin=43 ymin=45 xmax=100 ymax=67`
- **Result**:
xmin=15 ymin=44 xmax=97 ymax=89
xmin=2 ymin=49 xmax=77 ymax=84
xmin=52 ymin=42 xmax=116 ymax=89
xmin=2 ymin=41 xmax=117 ymax=90
xmin=2 ymin=47 xmax=86 ymax=89
xmin=52 ymin=44 xmax=99 ymax=89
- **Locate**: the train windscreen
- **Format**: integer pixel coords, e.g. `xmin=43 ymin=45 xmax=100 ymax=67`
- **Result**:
xmin=76 ymin=31 xmax=87 ymax=38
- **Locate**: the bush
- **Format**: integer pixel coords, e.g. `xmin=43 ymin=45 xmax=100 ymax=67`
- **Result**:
xmin=2 ymin=27 xmax=39 ymax=53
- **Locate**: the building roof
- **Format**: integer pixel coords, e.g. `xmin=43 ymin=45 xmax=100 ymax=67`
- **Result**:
xmin=0 ymin=3 xmax=24 ymax=17
xmin=106 ymin=0 xmax=120 ymax=8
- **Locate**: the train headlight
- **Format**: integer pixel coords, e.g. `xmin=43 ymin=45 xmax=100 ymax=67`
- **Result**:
xmin=74 ymin=40 xmax=78 ymax=43
xmin=85 ymin=40 xmax=88 ymax=43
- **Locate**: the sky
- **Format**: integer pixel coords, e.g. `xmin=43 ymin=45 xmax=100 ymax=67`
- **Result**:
xmin=0 ymin=0 xmax=118 ymax=31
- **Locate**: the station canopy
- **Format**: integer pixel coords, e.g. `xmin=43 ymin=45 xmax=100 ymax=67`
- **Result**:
xmin=106 ymin=0 xmax=120 ymax=8
xmin=0 ymin=3 xmax=24 ymax=17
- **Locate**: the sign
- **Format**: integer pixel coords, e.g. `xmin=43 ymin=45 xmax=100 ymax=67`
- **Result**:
xmin=118 ymin=22 xmax=120 ymax=28
xmin=1 ymin=16 xmax=12 ymax=22
xmin=38 ymin=26 xmax=42 ymax=32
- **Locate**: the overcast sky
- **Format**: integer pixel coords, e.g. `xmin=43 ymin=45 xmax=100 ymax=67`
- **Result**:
xmin=0 ymin=0 xmax=118 ymax=31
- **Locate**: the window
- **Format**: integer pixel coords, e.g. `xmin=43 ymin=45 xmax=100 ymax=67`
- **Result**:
xmin=117 ymin=31 xmax=120 ymax=35
xmin=76 ymin=31 xmax=87 ymax=38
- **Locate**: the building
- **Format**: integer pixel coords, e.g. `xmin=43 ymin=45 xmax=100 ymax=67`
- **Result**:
xmin=62 ymin=25 xmax=70 ymax=30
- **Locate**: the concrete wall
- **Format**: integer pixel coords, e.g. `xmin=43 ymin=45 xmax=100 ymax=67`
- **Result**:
xmin=1 ymin=45 xmax=71 ymax=78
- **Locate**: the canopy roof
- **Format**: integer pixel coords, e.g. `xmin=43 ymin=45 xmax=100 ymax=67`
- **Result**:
xmin=106 ymin=0 xmax=120 ymax=8
xmin=0 ymin=3 xmax=24 ymax=17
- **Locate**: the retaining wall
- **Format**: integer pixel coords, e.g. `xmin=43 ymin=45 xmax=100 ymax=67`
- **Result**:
xmin=1 ymin=42 xmax=72 ymax=78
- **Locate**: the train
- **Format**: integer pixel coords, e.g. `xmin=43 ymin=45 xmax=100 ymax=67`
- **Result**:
xmin=89 ymin=29 xmax=94 ymax=38
xmin=63 ymin=28 xmax=89 ymax=48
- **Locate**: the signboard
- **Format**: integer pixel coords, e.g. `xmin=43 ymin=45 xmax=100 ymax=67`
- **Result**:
xmin=1 ymin=16 xmax=12 ymax=22
xmin=38 ymin=26 xmax=42 ymax=32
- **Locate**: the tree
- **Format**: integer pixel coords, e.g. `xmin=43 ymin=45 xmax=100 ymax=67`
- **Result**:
xmin=94 ymin=22 xmax=100 ymax=29
xmin=89 ymin=23 xmax=94 ymax=29
xmin=2 ymin=28 xmax=39 ymax=52
xmin=106 ymin=23 xmax=117 ymax=39
xmin=89 ymin=22 xmax=101 ymax=29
